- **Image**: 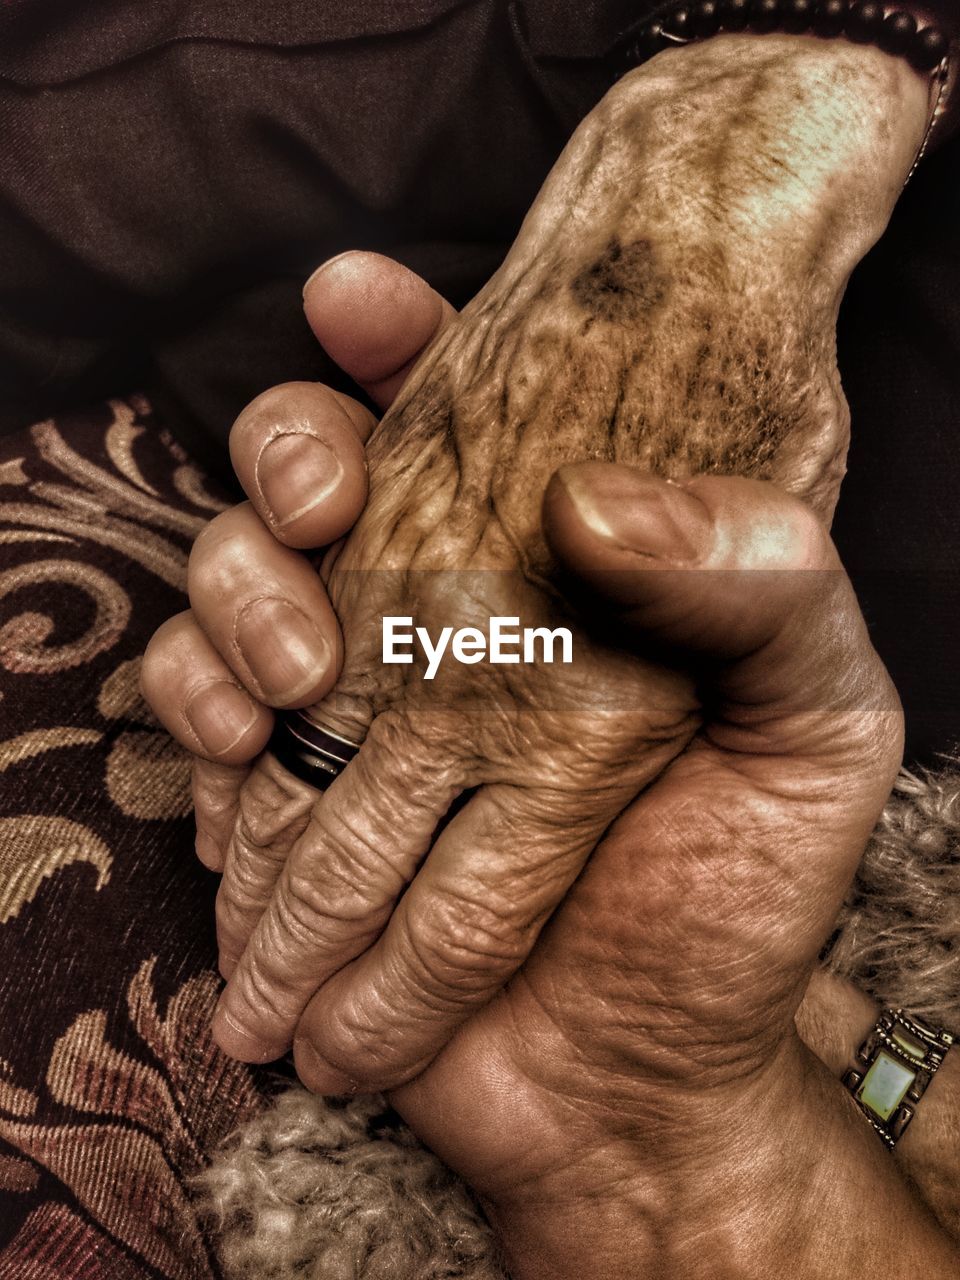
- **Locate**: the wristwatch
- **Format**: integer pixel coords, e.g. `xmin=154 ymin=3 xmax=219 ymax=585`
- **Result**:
xmin=844 ymin=1008 xmax=954 ymax=1148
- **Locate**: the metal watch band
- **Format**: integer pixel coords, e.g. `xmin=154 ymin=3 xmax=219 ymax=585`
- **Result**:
xmin=844 ymin=1008 xmax=954 ymax=1148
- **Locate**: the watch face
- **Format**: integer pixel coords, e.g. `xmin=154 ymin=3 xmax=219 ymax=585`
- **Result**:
xmin=856 ymin=1051 xmax=917 ymax=1123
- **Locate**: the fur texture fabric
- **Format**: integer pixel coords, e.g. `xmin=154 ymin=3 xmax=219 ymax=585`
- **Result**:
xmin=827 ymin=768 xmax=960 ymax=1027
xmin=196 ymin=769 xmax=960 ymax=1280
xmin=196 ymin=1089 xmax=506 ymax=1280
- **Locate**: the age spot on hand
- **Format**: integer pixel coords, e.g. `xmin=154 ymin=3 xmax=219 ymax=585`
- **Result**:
xmin=570 ymin=237 xmax=668 ymax=325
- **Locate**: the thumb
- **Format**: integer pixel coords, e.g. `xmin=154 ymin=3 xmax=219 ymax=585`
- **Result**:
xmin=544 ymin=462 xmax=903 ymax=764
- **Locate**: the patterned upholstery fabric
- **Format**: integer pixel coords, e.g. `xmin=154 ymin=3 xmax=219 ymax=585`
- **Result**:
xmin=0 ymin=399 xmax=274 ymax=1277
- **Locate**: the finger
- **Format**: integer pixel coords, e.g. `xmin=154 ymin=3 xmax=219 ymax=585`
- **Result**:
xmin=187 ymin=503 xmax=341 ymax=709
xmin=140 ymin=611 xmax=273 ymax=764
xmin=303 ymin=250 xmax=457 ymax=410
xmin=140 ymin=613 xmax=269 ymax=871
xmin=229 ymin=382 xmax=371 ymax=549
xmin=215 ymin=752 xmax=323 ymax=978
xmin=229 ymin=256 xmax=456 ymax=546
xmin=291 ymin=782 xmax=622 ymax=1095
xmin=211 ymin=713 xmax=463 ymax=1064
xmin=544 ymin=465 xmax=902 ymax=763
xmin=192 ymin=758 xmax=250 ymax=873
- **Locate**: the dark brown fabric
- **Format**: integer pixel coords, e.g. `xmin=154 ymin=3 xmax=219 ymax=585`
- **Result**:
xmin=0 ymin=399 xmax=275 ymax=1277
xmin=0 ymin=0 xmax=631 ymax=469
xmin=834 ymin=132 xmax=960 ymax=768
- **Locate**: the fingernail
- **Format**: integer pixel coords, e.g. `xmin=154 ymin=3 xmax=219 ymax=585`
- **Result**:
xmin=212 ymin=1003 xmax=286 ymax=1065
xmin=302 ymin=251 xmax=356 ymax=299
xmin=256 ymin=433 xmax=344 ymax=528
xmin=234 ymin=598 xmax=330 ymax=705
xmin=558 ymin=467 xmax=712 ymax=563
xmin=294 ymin=1037 xmax=357 ymax=1098
xmin=184 ymin=681 xmax=259 ymax=757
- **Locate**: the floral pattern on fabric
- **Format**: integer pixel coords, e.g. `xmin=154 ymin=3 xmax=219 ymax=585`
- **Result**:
xmin=0 ymin=399 xmax=272 ymax=1278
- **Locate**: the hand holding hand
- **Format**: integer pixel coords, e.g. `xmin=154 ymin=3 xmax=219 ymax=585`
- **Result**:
xmin=145 ymin=34 xmax=932 ymax=1092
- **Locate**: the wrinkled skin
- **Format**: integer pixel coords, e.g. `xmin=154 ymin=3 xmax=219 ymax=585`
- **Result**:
xmin=143 ymin=35 xmax=930 ymax=1087
xmin=143 ymin=250 xmax=960 ymax=1273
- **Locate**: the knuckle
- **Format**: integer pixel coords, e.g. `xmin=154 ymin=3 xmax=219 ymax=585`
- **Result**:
xmin=235 ymin=762 xmax=313 ymax=848
xmin=272 ymin=874 xmax=334 ymax=948
xmin=191 ymin=761 xmax=241 ymax=824
xmin=217 ymin=847 xmax=291 ymax=942
xmin=369 ymin=706 xmax=454 ymax=764
xmin=250 ymin=815 xmax=400 ymax=968
xmin=215 ymin=913 xmax=246 ymax=964
xmin=221 ymin=851 xmax=276 ymax=913
xmin=319 ymin=1007 xmax=388 ymax=1076
xmin=303 ymin=997 xmax=418 ymax=1090
xmin=307 ymin=803 xmax=409 ymax=904
xmin=402 ymin=888 xmax=531 ymax=1000
xmin=271 ymin=856 xmax=391 ymax=972
xmin=229 ymin=956 xmax=301 ymax=1028
xmin=323 ymin=814 xmax=386 ymax=881
xmin=216 ymin=883 xmax=259 ymax=951
xmin=752 ymin=489 xmax=834 ymax=577
xmin=234 ymin=805 xmax=288 ymax=854
xmin=278 ymin=865 xmax=381 ymax=944
xmin=784 ymin=492 xmax=831 ymax=558
xmin=187 ymin=505 xmax=258 ymax=600
xmin=195 ymin=828 xmax=225 ymax=871
xmin=846 ymin=676 xmax=905 ymax=783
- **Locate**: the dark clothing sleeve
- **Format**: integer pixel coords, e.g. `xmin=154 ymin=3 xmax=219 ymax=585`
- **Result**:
xmin=1 ymin=0 xmax=957 ymax=763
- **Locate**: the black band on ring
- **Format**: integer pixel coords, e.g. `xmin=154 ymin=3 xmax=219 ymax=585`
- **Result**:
xmin=267 ymin=713 xmax=363 ymax=790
